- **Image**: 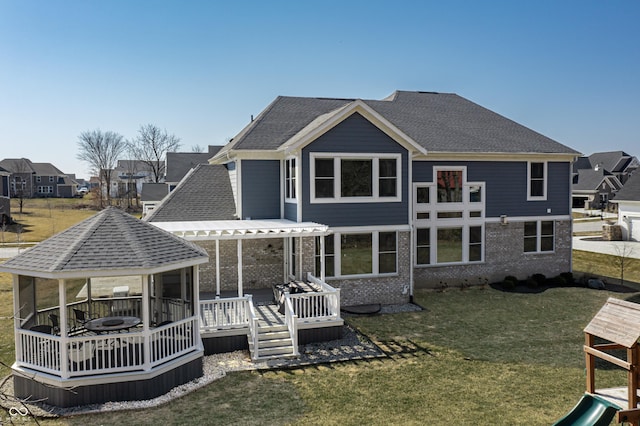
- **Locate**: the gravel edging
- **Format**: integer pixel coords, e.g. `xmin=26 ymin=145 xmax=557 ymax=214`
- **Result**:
xmin=0 ymin=303 xmax=421 ymax=418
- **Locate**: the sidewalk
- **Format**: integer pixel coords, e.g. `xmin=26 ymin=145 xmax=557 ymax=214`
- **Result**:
xmin=573 ymin=236 xmax=640 ymax=259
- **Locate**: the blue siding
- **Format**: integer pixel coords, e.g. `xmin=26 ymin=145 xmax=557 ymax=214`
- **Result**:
xmin=412 ymin=160 xmax=571 ymax=217
xmin=241 ymin=160 xmax=281 ymax=219
xmin=302 ymin=113 xmax=409 ymax=227
xmin=284 ymin=202 xmax=297 ymax=221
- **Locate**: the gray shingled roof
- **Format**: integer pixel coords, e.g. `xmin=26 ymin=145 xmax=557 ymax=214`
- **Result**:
xmin=220 ymin=91 xmax=579 ymax=155
xmin=613 ymin=172 xmax=640 ymax=201
xmin=141 ymin=183 xmax=170 ymax=202
xmin=0 ymin=207 xmax=208 ymax=278
xmin=165 ymin=146 xmax=222 ymax=182
xmin=145 ymin=164 xmax=236 ymax=222
xmin=572 ymin=168 xmax=610 ymax=192
xmin=587 ymin=151 xmax=632 ymax=173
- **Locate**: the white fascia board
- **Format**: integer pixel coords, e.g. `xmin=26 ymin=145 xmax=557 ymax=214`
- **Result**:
xmin=414 ymin=152 xmax=579 ymax=162
xmin=279 ymin=100 xmax=428 ymax=156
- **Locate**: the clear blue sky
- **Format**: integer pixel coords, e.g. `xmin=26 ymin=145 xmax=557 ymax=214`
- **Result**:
xmin=1 ymin=0 xmax=638 ymax=179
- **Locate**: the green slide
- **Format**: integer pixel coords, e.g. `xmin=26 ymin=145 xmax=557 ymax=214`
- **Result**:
xmin=553 ymin=394 xmax=620 ymax=426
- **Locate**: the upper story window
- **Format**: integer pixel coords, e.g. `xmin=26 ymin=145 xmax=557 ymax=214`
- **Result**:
xmin=36 ymin=176 xmax=41 ymax=183
xmin=284 ymin=158 xmax=297 ymax=201
xmin=528 ymin=162 xmax=547 ymax=200
xmin=310 ymin=153 xmax=401 ymax=203
xmin=49 ymin=176 xmax=55 ymax=182
xmin=437 ymin=170 xmax=463 ymax=202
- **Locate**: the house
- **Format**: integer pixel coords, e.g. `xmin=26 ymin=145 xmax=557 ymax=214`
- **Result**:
xmin=0 ymin=165 xmax=10 ymax=224
xmin=109 ymin=159 xmax=165 ymax=199
xmin=611 ymin=172 xmax=640 ymax=241
xmin=572 ymin=151 xmax=639 ymax=209
xmin=0 ymin=158 xmax=79 ymax=198
xmin=165 ymin=145 xmax=223 ymax=188
xmin=148 ymin=91 xmax=579 ymax=308
xmin=140 ymin=182 xmax=170 ymax=217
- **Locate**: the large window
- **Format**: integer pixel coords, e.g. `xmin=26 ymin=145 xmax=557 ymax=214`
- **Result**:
xmin=285 ymin=158 xmax=297 ymax=201
xmin=315 ymin=231 xmax=397 ymax=277
xmin=524 ymin=220 xmax=554 ymax=253
xmin=528 ymin=162 xmax=547 ymax=200
xmin=37 ymin=186 xmax=53 ymax=194
xmin=310 ymin=154 xmax=401 ymax=203
xmin=414 ymin=167 xmax=485 ymax=266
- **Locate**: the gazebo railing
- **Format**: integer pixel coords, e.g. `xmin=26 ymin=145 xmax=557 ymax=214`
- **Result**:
xmin=15 ymin=316 xmax=200 ymax=378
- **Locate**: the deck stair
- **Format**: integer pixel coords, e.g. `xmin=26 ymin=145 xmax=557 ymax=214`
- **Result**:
xmin=249 ymin=304 xmax=297 ymax=360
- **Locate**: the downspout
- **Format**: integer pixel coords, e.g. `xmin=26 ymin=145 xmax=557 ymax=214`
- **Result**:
xmin=408 ymin=150 xmax=414 ymax=303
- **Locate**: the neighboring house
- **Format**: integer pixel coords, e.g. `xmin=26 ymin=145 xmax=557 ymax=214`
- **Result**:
xmin=110 ymin=160 xmax=164 ymax=198
xmin=165 ymin=146 xmax=223 ymax=189
xmin=612 ymin=172 xmax=640 ymax=241
xmin=148 ymin=91 xmax=579 ymax=307
xmin=140 ymin=182 xmax=170 ymax=217
xmin=572 ymin=151 xmax=639 ymax=209
xmin=0 ymin=158 xmax=79 ymax=198
xmin=0 ymin=165 xmax=10 ymax=224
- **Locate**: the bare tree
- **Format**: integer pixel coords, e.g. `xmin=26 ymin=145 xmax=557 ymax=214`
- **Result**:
xmin=191 ymin=145 xmax=205 ymax=153
xmin=128 ymin=124 xmax=181 ymax=183
xmin=76 ymin=129 xmax=126 ymax=208
xmin=612 ymin=242 xmax=637 ymax=286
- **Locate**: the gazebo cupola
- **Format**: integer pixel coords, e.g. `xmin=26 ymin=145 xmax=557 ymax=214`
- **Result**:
xmin=0 ymin=207 xmax=209 ymax=408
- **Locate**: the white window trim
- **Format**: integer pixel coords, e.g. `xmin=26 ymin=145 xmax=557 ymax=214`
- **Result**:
xmin=524 ymin=220 xmax=555 ymax=254
xmin=320 ymin=229 xmax=399 ymax=279
xmin=527 ymin=161 xmax=548 ymax=201
xmin=310 ymin=153 xmax=402 ymax=204
xmin=284 ymin=156 xmax=297 ymax=202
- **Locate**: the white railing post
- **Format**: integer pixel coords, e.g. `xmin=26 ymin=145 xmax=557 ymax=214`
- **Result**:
xmin=284 ymin=294 xmax=299 ymax=356
xmin=246 ymin=295 xmax=259 ymax=360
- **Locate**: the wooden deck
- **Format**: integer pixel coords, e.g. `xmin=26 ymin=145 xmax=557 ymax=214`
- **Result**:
xmin=596 ymin=387 xmax=639 ymax=410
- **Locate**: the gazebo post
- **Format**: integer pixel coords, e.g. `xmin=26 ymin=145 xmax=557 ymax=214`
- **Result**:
xmin=141 ymin=274 xmax=151 ymax=371
xmin=58 ymin=278 xmax=70 ymax=378
xmin=215 ymin=239 xmax=220 ymax=297
xmin=12 ymin=275 xmax=21 ymax=362
xmin=237 ymin=239 xmax=243 ymax=297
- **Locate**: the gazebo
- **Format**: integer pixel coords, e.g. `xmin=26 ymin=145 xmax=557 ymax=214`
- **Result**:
xmin=0 ymin=207 xmax=209 ymax=407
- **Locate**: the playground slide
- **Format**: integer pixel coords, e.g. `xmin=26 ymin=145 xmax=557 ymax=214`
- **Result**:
xmin=553 ymin=394 xmax=620 ymax=426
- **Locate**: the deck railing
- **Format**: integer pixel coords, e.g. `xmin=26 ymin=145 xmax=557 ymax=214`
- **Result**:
xmin=199 ymin=297 xmax=249 ymax=332
xmin=246 ymin=295 xmax=260 ymax=360
xmin=283 ymin=296 xmax=299 ymax=356
xmin=15 ymin=317 xmax=199 ymax=378
xmin=285 ymin=273 xmax=340 ymax=321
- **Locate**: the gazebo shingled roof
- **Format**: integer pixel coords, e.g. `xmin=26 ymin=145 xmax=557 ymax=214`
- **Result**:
xmin=0 ymin=207 xmax=208 ymax=278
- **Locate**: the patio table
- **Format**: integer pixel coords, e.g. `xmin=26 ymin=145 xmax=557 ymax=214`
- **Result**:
xmin=85 ymin=316 xmax=141 ymax=334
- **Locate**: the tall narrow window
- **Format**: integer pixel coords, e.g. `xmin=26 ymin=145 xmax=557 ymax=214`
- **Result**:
xmin=378 ymin=232 xmax=397 ymax=274
xmin=379 ymin=159 xmax=397 ymax=197
xmin=315 ymin=235 xmax=335 ymax=278
xmin=469 ymin=226 xmax=482 ymax=261
xmin=285 ymin=158 xmax=296 ymax=200
xmin=529 ymin=162 xmax=546 ymax=199
xmin=416 ymin=228 xmax=431 ymax=265
xmin=315 ymin=158 xmax=334 ymax=198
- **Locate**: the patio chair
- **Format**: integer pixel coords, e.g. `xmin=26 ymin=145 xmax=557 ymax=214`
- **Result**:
xmin=72 ymin=309 xmax=93 ymax=334
xmin=48 ymin=313 xmax=59 ymax=333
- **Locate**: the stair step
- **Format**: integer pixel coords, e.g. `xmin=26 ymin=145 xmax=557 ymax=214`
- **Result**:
xmin=258 ymin=338 xmax=293 ymax=348
xmin=258 ymin=330 xmax=290 ymax=340
xmin=258 ymin=346 xmax=295 ymax=357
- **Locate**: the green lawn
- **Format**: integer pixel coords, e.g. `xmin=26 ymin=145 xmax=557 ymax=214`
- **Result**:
xmin=20 ymin=286 xmax=627 ymax=426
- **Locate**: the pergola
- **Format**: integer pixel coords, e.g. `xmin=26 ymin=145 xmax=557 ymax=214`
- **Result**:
xmin=150 ymin=219 xmax=331 ymax=296
xmin=0 ymin=207 xmax=209 ymax=407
